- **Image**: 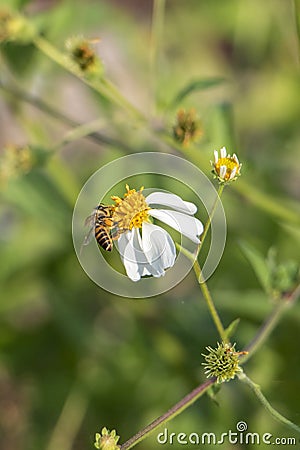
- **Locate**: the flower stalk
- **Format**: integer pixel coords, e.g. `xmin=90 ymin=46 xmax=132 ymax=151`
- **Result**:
xmin=194 ymin=182 xmax=226 ymax=341
xmin=0 ymin=80 xmax=133 ymax=153
xmin=238 ymin=372 xmax=300 ymax=434
xmin=32 ymin=34 xmax=145 ymax=123
xmin=241 ymin=283 xmax=300 ymax=364
xmin=150 ymin=0 xmax=165 ymax=113
xmin=120 ymin=379 xmax=215 ymax=450
xmin=176 ymin=180 xmax=226 ymax=341
xmin=193 ymin=261 xmax=227 ymax=342
xmin=197 ymin=183 xmax=224 ymax=256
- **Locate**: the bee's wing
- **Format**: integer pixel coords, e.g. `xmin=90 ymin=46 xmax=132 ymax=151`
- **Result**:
xmin=84 ymin=211 xmax=97 ymax=227
xmin=80 ymin=212 xmax=96 ymax=255
xmin=82 ymin=225 xmax=94 ymax=246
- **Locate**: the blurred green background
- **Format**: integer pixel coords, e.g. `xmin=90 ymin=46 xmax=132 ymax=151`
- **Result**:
xmin=0 ymin=0 xmax=300 ymax=449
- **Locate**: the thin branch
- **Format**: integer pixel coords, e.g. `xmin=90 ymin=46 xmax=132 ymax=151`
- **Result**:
xmin=241 ymin=283 xmax=300 ymax=364
xmin=238 ymin=372 xmax=300 ymax=434
xmin=0 ymin=80 xmax=132 ymax=151
xmin=120 ymin=379 xmax=215 ymax=450
xmin=150 ymin=0 xmax=166 ymax=113
xmin=46 ymin=384 xmax=88 ymax=450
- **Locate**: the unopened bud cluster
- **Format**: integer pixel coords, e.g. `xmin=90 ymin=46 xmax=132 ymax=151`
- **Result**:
xmin=202 ymin=342 xmax=245 ymax=383
xmin=0 ymin=8 xmax=35 ymax=43
xmin=94 ymin=427 xmax=120 ymax=450
xmin=173 ymin=108 xmax=203 ymax=147
xmin=0 ymin=145 xmax=34 ymax=187
xmin=65 ymin=36 xmax=103 ymax=73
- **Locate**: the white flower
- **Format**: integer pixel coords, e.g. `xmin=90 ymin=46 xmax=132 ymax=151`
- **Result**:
xmin=112 ymin=186 xmax=203 ymax=282
xmin=211 ymin=146 xmax=241 ymax=183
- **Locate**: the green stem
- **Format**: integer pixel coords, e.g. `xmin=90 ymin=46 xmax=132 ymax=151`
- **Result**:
xmin=175 ymin=242 xmax=196 ymax=261
xmin=54 ymin=118 xmax=119 ymax=150
xmin=292 ymin=0 xmax=300 ymax=67
xmin=241 ymin=283 xmax=300 ymax=364
xmin=198 ymin=183 xmax=225 ymax=254
xmin=176 ymin=147 xmax=300 ymax=227
xmin=193 ymin=260 xmax=227 ymax=342
xmin=177 ymin=183 xmax=226 ymax=341
xmin=0 ymin=80 xmax=134 ymax=152
xmin=238 ymin=372 xmax=300 ymax=434
xmin=150 ymin=0 xmax=166 ymax=113
xmin=241 ymin=301 xmax=286 ymax=364
xmin=120 ymin=378 xmax=215 ymax=450
xmin=175 ymin=243 xmax=226 ymax=341
xmin=11 ymin=14 xmax=300 ymax=228
xmin=195 ymin=182 xmax=226 ymax=341
xmin=101 ymin=77 xmax=145 ymax=123
xmin=32 ymin=35 xmax=145 ymax=123
xmin=5 ymin=15 xmax=300 ymax=237
xmin=235 ymin=179 xmax=300 ymax=226
xmin=46 ymin=384 xmax=88 ymax=450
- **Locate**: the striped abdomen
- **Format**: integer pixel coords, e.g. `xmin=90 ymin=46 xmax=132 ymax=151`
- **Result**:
xmin=94 ymin=222 xmax=113 ymax=251
xmin=94 ymin=204 xmax=114 ymax=251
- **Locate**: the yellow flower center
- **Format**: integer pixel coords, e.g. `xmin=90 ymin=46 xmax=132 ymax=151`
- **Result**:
xmin=111 ymin=185 xmax=150 ymax=232
xmin=215 ymin=157 xmax=239 ymax=181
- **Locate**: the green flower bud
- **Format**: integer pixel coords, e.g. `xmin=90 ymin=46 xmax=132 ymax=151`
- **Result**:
xmin=94 ymin=427 xmax=120 ymax=450
xmin=202 ymin=342 xmax=246 ymax=383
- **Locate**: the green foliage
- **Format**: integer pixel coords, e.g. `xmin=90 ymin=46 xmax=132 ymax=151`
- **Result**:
xmin=224 ymin=317 xmax=240 ymax=341
xmin=240 ymin=242 xmax=300 ymax=298
xmin=170 ymin=77 xmax=226 ymax=108
xmin=0 ymin=1 xmax=299 ymax=449
xmin=1 ymin=41 xmax=37 ymax=74
xmin=239 ymin=241 xmax=271 ymax=294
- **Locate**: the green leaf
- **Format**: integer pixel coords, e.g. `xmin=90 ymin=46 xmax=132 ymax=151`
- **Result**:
xmin=1 ymin=42 xmax=37 ymax=75
xmin=239 ymin=241 xmax=270 ymax=294
xmin=17 ymin=0 xmax=34 ymax=8
xmin=170 ymin=77 xmax=226 ymax=107
xmin=224 ymin=318 xmax=240 ymax=340
xmin=208 ymin=101 xmax=235 ymax=150
xmin=206 ymin=384 xmax=221 ymax=406
xmin=266 ymin=248 xmax=300 ymax=295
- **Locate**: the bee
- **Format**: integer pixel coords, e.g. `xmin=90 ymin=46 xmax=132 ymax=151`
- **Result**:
xmin=82 ymin=203 xmax=119 ymax=252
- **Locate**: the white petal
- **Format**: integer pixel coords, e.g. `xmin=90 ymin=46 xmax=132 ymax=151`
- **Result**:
xmin=117 ymin=229 xmax=166 ymax=281
xmin=117 ymin=230 xmax=142 ymax=281
xmin=117 ymin=230 xmax=153 ymax=281
xmin=149 ymin=209 xmax=203 ymax=244
xmin=230 ymin=167 xmax=237 ymax=179
xmin=233 ymin=153 xmax=239 ymax=164
xmin=219 ymin=165 xmax=227 ymax=179
xmin=214 ymin=150 xmax=219 ymax=163
xmin=140 ymin=266 xmax=153 ymax=277
xmin=142 ymin=222 xmax=176 ymax=275
xmin=146 ymin=192 xmax=197 ymax=215
xmin=220 ymin=147 xmax=227 ymax=158
xmin=117 ymin=231 xmax=131 ymax=261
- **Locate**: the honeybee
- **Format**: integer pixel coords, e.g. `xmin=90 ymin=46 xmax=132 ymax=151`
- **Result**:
xmin=82 ymin=203 xmax=119 ymax=252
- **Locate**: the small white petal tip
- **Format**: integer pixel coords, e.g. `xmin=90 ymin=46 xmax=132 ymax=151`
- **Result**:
xmin=220 ymin=147 xmax=227 ymax=158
